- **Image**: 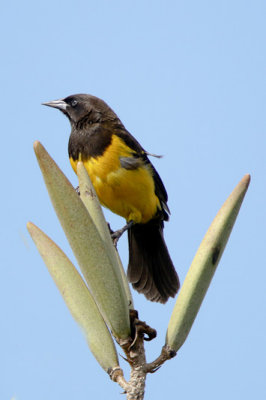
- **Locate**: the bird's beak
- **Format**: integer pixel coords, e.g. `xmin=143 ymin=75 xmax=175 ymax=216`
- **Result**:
xmin=42 ymin=99 xmax=67 ymax=111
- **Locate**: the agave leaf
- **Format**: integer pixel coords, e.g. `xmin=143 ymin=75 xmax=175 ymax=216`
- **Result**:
xmin=27 ymin=222 xmax=119 ymax=372
xmin=33 ymin=141 xmax=130 ymax=340
xmin=166 ymin=174 xmax=250 ymax=352
xmin=77 ymin=161 xmax=134 ymax=309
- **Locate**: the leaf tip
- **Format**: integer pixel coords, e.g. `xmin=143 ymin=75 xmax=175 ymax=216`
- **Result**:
xmin=33 ymin=140 xmax=41 ymax=151
xmin=27 ymin=222 xmax=39 ymax=239
xmin=26 ymin=221 xmax=32 ymax=229
xmin=33 ymin=141 xmax=48 ymax=160
xmin=242 ymin=174 xmax=251 ymax=188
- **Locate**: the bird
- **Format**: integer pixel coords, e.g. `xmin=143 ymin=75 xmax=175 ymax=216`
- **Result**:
xmin=43 ymin=94 xmax=180 ymax=303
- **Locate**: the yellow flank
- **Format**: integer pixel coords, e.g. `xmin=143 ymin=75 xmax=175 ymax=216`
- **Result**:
xmin=70 ymin=135 xmax=160 ymax=223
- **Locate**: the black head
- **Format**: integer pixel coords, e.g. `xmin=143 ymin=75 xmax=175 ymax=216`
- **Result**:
xmin=42 ymin=94 xmax=118 ymax=126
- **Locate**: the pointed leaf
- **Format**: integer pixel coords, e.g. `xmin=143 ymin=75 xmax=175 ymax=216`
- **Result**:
xmin=166 ymin=174 xmax=250 ymax=351
xmin=33 ymin=141 xmax=130 ymax=340
xmin=77 ymin=161 xmax=134 ymax=309
xmin=27 ymin=222 xmax=119 ymax=372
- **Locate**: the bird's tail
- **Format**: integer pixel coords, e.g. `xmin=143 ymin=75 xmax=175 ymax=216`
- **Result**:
xmin=127 ymin=220 xmax=180 ymax=303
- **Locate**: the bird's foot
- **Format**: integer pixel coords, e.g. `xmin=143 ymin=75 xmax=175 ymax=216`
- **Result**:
xmin=129 ymin=309 xmax=157 ymax=349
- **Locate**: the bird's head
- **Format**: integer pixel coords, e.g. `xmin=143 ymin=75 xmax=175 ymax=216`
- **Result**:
xmin=42 ymin=94 xmax=118 ymax=127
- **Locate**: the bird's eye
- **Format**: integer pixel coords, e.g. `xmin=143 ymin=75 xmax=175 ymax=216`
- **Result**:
xmin=71 ymin=99 xmax=78 ymax=107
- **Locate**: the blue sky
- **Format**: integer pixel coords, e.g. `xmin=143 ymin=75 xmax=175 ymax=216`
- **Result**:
xmin=1 ymin=1 xmax=265 ymax=399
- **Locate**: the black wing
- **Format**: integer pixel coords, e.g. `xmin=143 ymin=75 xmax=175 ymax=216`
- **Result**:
xmin=115 ymin=128 xmax=170 ymax=221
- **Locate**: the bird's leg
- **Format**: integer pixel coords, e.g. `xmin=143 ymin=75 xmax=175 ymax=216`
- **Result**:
xmin=111 ymin=220 xmax=134 ymax=246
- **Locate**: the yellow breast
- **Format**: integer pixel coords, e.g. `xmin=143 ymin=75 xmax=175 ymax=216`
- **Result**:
xmin=70 ymin=135 xmax=160 ymax=223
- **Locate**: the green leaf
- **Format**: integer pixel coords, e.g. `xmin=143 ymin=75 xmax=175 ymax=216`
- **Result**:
xmin=166 ymin=174 xmax=251 ymax=352
xmin=76 ymin=161 xmax=134 ymax=309
xmin=27 ymin=222 xmax=119 ymax=372
xmin=33 ymin=141 xmax=130 ymax=340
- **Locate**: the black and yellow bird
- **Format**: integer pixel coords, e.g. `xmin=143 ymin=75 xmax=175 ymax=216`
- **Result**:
xmin=43 ymin=94 xmax=180 ymax=303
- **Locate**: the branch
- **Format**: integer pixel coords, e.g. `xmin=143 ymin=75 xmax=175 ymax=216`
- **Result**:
xmin=145 ymin=345 xmax=176 ymax=373
xmin=111 ymin=310 xmax=157 ymax=400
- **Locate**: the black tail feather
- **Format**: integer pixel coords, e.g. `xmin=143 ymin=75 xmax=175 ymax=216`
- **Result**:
xmin=127 ymin=220 xmax=180 ymax=303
